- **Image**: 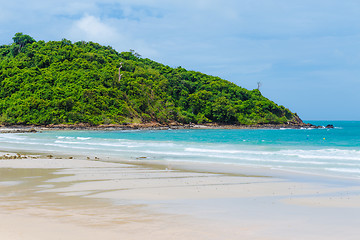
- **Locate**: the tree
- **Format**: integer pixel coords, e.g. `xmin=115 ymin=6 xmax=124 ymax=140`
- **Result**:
xmin=211 ymin=97 xmax=236 ymax=123
xmin=12 ymin=32 xmax=36 ymax=54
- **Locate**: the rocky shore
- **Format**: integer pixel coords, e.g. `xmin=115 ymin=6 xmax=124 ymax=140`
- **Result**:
xmin=0 ymin=121 xmax=334 ymax=133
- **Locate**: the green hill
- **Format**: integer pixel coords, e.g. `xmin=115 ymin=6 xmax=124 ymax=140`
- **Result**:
xmin=0 ymin=33 xmax=301 ymax=126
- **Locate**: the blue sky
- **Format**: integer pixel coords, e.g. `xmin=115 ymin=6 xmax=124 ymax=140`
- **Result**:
xmin=1 ymin=0 xmax=359 ymax=120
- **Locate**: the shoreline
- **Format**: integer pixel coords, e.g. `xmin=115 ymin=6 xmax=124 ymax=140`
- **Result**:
xmin=0 ymin=121 xmax=332 ymax=133
xmin=1 ymin=152 xmax=360 ymax=239
xmin=2 ymin=149 xmax=359 ymax=184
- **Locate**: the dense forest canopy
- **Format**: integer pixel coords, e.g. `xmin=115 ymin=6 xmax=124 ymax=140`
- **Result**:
xmin=0 ymin=33 xmax=299 ymax=126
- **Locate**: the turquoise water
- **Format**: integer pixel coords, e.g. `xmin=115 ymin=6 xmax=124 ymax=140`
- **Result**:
xmin=0 ymin=121 xmax=359 ymax=179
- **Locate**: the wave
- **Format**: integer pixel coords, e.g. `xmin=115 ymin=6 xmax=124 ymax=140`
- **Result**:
xmin=55 ymin=140 xmax=128 ymax=147
xmin=184 ymin=147 xmax=280 ymax=156
xmin=279 ymin=149 xmax=360 ymax=161
xmin=325 ymin=168 xmax=360 ymax=174
xmin=0 ymin=134 xmax=26 ymax=140
xmin=56 ymin=136 xmax=91 ymax=140
xmin=56 ymin=136 xmax=75 ymax=140
xmin=0 ymin=140 xmax=41 ymax=145
xmin=77 ymin=137 xmax=91 ymax=140
xmin=54 ymin=139 xmax=176 ymax=148
xmin=204 ymin=154 xmax=360 ymax=167
xmin=185 ymin=147 xmax=360 ymax=161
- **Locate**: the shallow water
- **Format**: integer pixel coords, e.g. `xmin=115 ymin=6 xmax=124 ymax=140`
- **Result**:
xmin=0 ymin=121 xmax=359 ymax=179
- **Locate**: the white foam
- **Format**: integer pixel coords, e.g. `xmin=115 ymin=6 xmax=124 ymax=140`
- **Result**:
xmin=77 ymin=137 xmax=91 ymax=140
xmin=0 ymin=134 xmax=26 ymax=140
xmin=325 ymin=168 xmax=360 ymax=174
xmin=279 ymin=149 xmax=360 ymax=161
xmin=0 ymin=181 xmax=23 ymax=186
xmin=184 ymin=148 xmax=279 ymax=155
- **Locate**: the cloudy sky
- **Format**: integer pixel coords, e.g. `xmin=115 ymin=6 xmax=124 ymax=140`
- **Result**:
xmin=1 ymin=0 xmax=360 ymax=120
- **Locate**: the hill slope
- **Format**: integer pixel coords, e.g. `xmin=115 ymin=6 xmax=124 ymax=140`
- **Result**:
xmin=0 ymin=33 xmax=301 ymax=126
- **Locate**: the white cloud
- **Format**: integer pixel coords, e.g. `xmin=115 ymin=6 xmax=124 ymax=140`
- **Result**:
xmin=67 ymin=15 xmax=158 ymax=57
xmin=69 ymin=15 xmax=119 ymax=43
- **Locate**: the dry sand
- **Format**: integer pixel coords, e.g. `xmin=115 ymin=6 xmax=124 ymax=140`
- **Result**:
xmin=1 ymin=153 xmax=360 ymax=239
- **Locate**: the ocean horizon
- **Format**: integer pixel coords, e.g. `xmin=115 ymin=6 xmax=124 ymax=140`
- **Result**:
xmin=0 ymin=120 xmax=359 ymax=180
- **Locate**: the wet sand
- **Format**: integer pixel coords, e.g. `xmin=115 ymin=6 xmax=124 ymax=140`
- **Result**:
xmin=1 ymin=153 xmax=360 ymax=239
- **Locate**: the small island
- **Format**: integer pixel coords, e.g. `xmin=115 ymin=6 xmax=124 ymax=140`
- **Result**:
xmin=0 ymin=33 xmax=305 ymax=129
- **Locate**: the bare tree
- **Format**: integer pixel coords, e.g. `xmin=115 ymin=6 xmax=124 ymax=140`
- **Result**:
xmin=130 ymin=49 xmax=141 ymax=58
xmin=118 ymin=62 xmax=123 ymax=82
xmin=257 ymin=81 xmax=262 ymax=91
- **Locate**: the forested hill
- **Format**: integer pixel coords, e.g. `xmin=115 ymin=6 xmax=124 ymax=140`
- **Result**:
xmin=0 ymin=33 xmax=301 ymax=126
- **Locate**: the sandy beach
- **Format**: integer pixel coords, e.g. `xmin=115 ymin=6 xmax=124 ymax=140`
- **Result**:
xmin=1 ymin=152 xmax=360 ymax=240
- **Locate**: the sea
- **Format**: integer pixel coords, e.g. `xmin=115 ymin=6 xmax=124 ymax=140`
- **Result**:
xmin=0 ymin=121 xmax=359 ymax=180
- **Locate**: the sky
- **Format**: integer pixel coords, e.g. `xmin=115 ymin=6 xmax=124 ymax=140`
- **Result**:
xmin=1 ymin=0 xmax=360 ymax=120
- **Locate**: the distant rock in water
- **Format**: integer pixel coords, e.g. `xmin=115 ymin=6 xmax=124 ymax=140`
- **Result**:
xmin=0 ymin=127 xmax=37 ymax=133
xmin=325 ymin=124 xmax=334 ymax=129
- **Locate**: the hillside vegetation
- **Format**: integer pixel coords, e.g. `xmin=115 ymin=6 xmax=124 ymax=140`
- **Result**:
xmin=0 ymin=33 xmax=299 ymax=126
